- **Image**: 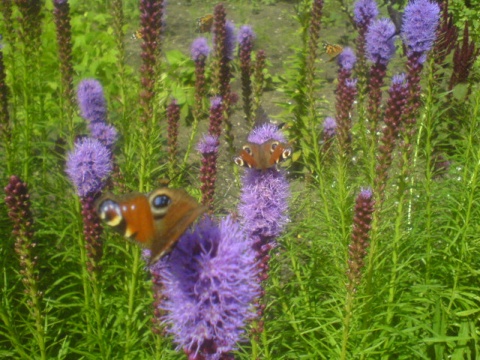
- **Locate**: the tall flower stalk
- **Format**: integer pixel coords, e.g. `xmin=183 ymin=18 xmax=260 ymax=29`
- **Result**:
xmin=212 ymin=4 xmax=236 ymax=152
xmin=66 ymin=137 xmax=112 ymax=356
xmin=191 ymin=37 xmax=211 ymax=122
xmin=365 ymin=18 xmax=396 ymax=134
xmin=341 ymin=188 xmax=374 ymax=360
xmin=0 ymin=48 xmax=11 ymax=171
xmin=53 ymin=0 xmax=75 ymax=140
xmin=252 ymin=49 xmax=266 ymax=117
xmin=4 ymin=175 xmax=46 ymax=360
xmin=238 ymin=25 xmax=256 ymax=127
xmin=198 ymin=134 xmax=219 ymax=213
xmin=150 ymin=217 xmax=260 ymax=359
xmin=334 ymin=48 xmax=357 ymax=156
xmin=138 ymin=0 xmax=165 ymax=127
xmin=374 ymin=74 xmax=408 ymax=206
xmin=167 ymin=99 xmax=180 ymax=179
xmin=14 ymin=0 xmax=44 ymax=181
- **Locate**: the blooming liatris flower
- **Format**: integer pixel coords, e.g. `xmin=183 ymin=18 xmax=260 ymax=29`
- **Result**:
xmin=365 ymin=18 xmax=396 ymax=131
xmin=66 ymin=137 xmax=112 ymax=272
xmin=353 ymin=0 xmax=378 ymax=72
xmin=66 ymin=137 xmax=112 ymax=198
xmin=77 ymin=79 xmax=107 ymax=124
xmin=224 ymin=20 xmax=237 ymax=61
xmin=354 ymin=0 xmax=379 ymax=28
xmin=347 ymin=188 xmax=375 ymax=290
xmin=337 ymin=47 xmax=357 ymax=71
xmin=89 ymin=122 xmax=118 ymax=151
xmin=197 ymin=134 xmax=219 ymax=213
xmin=401 ymin=0 xmax=440 ymax=63
xmin=153 ymin=217 xmax=259 ymax=359
xmin=365 ymin=18 xmax=396 ymax=66
xmin=191 ymin=37 xmax=211 ymax=61
xmin=322 ymin=116 xmax=337 ymax=154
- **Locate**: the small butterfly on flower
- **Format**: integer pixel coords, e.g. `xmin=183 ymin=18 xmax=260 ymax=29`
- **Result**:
xmin=323 ymin=42 xmax=344 ymax=61
xmin=131 ymin=29 xmax=143 ymax=40
xmin=196 ymin=14 xmax=214 ymax=33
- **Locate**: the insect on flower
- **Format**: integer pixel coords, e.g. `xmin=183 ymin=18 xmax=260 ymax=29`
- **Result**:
xmin=196 ymin=14 xmax=214 ymax=33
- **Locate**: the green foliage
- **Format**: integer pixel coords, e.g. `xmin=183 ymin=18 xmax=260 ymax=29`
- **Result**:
xmin=1 ymin=0 xmax=480 ymax=359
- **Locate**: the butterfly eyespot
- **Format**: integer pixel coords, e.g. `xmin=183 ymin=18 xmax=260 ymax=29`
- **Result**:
xmin=98 ymin=199 xmax=123 ymax=226
xmin=234 ymin=157 xmax=244 ymax=167
xmin=270 ymin=141 xmax=279 ymax=151
xmin=282 ymin=148 xmax=292 ymax=158
xmin=152 ymin=194 xmax=171 ymax=209
xmin=243 ymin=145 xmax=253 ymax=155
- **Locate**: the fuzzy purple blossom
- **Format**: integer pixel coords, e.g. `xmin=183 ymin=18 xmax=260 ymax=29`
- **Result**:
xmin=323 ymin=117 xmax=337 ymax=139
xmin=224 ymin=20 xmax=237 ymax=61
xmin=89 ymin=122 xmax=118 ymax=151
xmin=401 ymin=0 xmax=440 ymax=60
xmin=237 ymin=25 xmax=255 ymax=46
xmin=66 ymin=138 xmax=112 ymax=197
xmin=154 ymin=216 xmax=259 ymax=359
xmin=354 ymin=0 xmax=379 ymax=28
xmin=191 ymin=37 xmax=211 ymax=61
xmin=366 ymin=18 xmax=396 ymax=65
xmin=77 ymin=79 xmax=107 ymax=124
xmin=337 ymin=47 xmax=357 ymax=71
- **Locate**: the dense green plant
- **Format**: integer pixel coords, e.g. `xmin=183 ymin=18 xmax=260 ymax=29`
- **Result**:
xmin=1 ymin=0 xmax=480 ymax=359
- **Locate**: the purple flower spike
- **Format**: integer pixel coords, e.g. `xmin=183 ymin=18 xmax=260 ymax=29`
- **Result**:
xmin=197 ymin=134 xmax=219 ymax=155
xmin=89 ymin=122 xmax=118 ymax=151
xmin=224 ymin=20 xmax=237 ymax=61
xmin=337 ymin=47 xmax=357 ymax=71
xmin=402 ymin=0 xmax=440 ymax=59
xmin=66 ymin=138 xmax=112 ymax=197
xmin=77 ymin=79 xmax=107 ymax=124
xmin=366 ymin=18 xmax=396 ymax=65
xmin=156 ymin=217 xmax=259 ymax=359
xmin=191 ymin=37 xmax=211 ymax=61
xmin=237 ymin=25 xmax=255 ymax=45
xmin=239 ymin=170 xmax=290 ymax=240
xmin=323 ymin=117 xmax=337 ymax=138
xmin=354 ymin=0 xmax=379 ymax=28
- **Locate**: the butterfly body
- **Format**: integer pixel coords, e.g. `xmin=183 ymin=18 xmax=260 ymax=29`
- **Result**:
xmin=131 ymin=29 xmax=143 ymax=40
xmin=323 ymin=42 xmax=343 ymax=61
xmin=234 ymin=140 xmax=292 ymax=171
xmin=97 ymin=188 xmax=206 ymax=264
xmin=196 ymin=14 xmax=214 ymax=33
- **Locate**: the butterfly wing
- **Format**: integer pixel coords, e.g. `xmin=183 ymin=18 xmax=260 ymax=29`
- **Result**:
xmin=149 ymin=188 xmax=206 ymax=264
xmin=234 ymin=144 xmax=261 ymax=169
xmin=265 ymin=140 xmax=293 ymax=168
xmin=97 ymin=192 xmax=156 ymax=248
